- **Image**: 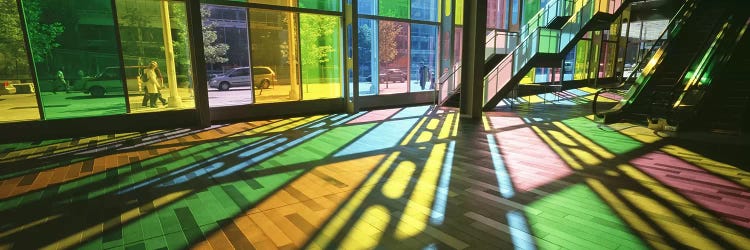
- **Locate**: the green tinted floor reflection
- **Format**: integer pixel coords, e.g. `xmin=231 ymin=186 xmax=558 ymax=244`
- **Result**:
xmin=526 ymin=184 xmax=648 ymax=250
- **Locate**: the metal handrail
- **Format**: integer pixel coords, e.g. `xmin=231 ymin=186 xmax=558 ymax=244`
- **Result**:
xmin=438 ymin=0 xmax=561 ymax=91
xmin=593 ymin=0 xmax=698 ymax=118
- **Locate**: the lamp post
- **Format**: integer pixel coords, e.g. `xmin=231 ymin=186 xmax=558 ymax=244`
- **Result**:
xmin=160 ymin=0 xmax=182 ymax=107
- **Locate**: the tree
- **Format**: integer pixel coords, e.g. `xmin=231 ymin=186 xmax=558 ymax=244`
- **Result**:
xmin=1 ymin=0 xmax=63 ymax=63
xmin=299 ymin=14 xmax=337 ymax=79
xmin=378 ymin=21 xmax=403 ymax=64
xmin=200 ymin=6 xmax=230 ymax=64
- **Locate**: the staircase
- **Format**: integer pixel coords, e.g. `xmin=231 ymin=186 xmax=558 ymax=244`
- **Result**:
xmin=437 ymin=0 xmax=576 ymax=107
xmin=481 ymin=0 xmax=629 ymax=110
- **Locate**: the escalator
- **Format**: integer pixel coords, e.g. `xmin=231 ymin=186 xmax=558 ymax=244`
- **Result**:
xmin=595 ymin=0 xmax=749 ymax=124
xmin=688 ymin=16 xmax=750 ymax=133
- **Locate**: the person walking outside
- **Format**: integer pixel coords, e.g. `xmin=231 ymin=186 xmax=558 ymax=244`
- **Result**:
xmin=52 ymin=67 xmax=70 ymax=94
xmin=141 ymin=61 xmax=168 ymax=107
xmin=143 ymin=61 xmax=165 ymax=108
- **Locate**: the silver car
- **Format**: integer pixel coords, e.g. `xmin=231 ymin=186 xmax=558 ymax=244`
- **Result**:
xmin=208 ymin=66 xmax=277 ymax=91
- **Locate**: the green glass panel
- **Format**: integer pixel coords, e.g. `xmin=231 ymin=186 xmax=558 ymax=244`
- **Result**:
xmin=0 ymin=0 xmax=40 ymax=122
xmin=522 ymin=0 xmax=540 ymax=24
xmin=299 ymin=0 xmax=340 ymax=11
xmin=115 ymin=0 xmax=195 ymax=113
xmin=249 ymin=8 xmax=300 ymax=103
xmin=300 ymin=13 xmax=342 ymax=100
xmin=21 ymin=0 xmax=126 ymax=119
xmin=380 ymin=0 xmax=409 ymax=19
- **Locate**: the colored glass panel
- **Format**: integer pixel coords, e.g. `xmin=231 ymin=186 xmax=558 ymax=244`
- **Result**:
xmin=411 ymin=0 xmax=438 ymax=22
xmin=410 ymin=24 xmax=438 ymax=92
xmin=0 ymin=0 xmax=40 ymax=122
xmin=116 ymin=0 xmax=195 ymax=112
xmin=487 ymin=0 xmax=508 ymax=30
xmin=358 ymin=19 xmax=378 ymax=96
xmin=574 ymin=40 xmax=590 ymax=80
xmin=200 ymin=5 xmax=252 ymax=107
xmin=454 ymin=0 xmax=464 ymax=25
xmin=249 ymin=9 xmax=301 ymax=103
xmin=379 ymin=0 xmax=409 ymax=19
xmin=247 ymin=0 xmax=295 ymax=8
xmin=300 ymin=13 xmax=342 ymax=100
xmin=378 ymin=20 xmax=409 ymax=95
xmin=358 ymin=0 xmax=376 ymax=15
xmin=22 ymin=0 xmax=126 ymax=119
xmin=299 ymin=0 xmax=341 ymax=11
xmin=522 ymin=0 xmax=540 ymax=24
xmin=563 ymin=48 xmax=575 ymax=80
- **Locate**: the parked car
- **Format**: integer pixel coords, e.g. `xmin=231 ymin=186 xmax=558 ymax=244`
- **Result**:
xmin=208 ymin=66 xmax=277 ymax=91
xmin=0 ymin=81 xmax=16 ymax=95
xmin=82 ymin=66 xmax=146 ymax=97
xmin=379 ymin=68 xmax=407 ymax=83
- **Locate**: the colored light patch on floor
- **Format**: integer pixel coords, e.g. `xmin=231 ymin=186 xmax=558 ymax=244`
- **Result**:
xmin=494 ymin=126 xmax=572 ymax=191
xmin=347 ymin=108 xmax=402 ymax=124
xmin=526 ymin=184 xmax=648 ymax=250
xmin=631 ymin=151 xmax=750 ymax=228
xmin=251 ymin=123 xmax=375 ymax=169
xmin=661 ymin=144 xmax=750 ymax=188
xmin=0 ymin=136 xmax=265 ymax=212
xmin=334 ymin=118 xmax=420 ymax=157
xmin=196 ymin=155 xmax=385 ymax=249
xmin=391 ymin=106 xmax=431 ymax=119
xmin=487 ymin=115 xmax=526 ymax=131
xmin=81 ymin=154 xmax=385 ymax=250
xmin=561 ymin=117 xmax=643 ymax=154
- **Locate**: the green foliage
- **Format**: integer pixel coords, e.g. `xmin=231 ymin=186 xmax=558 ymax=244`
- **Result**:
xmin=299 ymin=14 xmax=337 ymax=66
xmin=200 ymin=6 xmax=230 ymax=64
xmin=17 ymin=0 xmax=64 ymax=62
xmin=378 ymin=21 xmax=403 ymax=64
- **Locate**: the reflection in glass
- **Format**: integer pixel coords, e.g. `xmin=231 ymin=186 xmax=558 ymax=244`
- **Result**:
xmin=575 ymin=40 xmax=590 ymax=80
xmin=358 ymin=19 xmax=378 ymax=96
xmin=300 ymin=13 xmax=342 ymax=100
xmin=22 ymin=0 xmax=126 ymax=119
xmin=250 ymin=8 xmax=300 ymax=104
xmin=563 ymin=48 xmax=575 ymax=81
xmin=116 ymin=0 xmax=195 ymax=113
xmin=0 ymin=0 xmax=40 ymax=122
xmin=378 ymin=21 xmax=409 ymax=95
xmin=200 ymin=4 xmax=252 ymax=107
xmin=358 ymin=0 xmax=376 ymax=15
xmin=299 ymin=0 xmax=340 ymax=11
xmin=380 ymin=0 xmax=409 ymax=19
xmin=410 ymin=24 xmax=437 ymax=92
xmin=411 ymin=0 xmax=438 ymax=22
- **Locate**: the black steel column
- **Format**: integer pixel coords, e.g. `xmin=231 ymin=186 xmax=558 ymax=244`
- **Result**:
xmin=459 ymin=0 xmax=487 ymax=119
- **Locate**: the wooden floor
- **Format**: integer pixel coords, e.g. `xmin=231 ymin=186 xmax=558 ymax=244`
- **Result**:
xmin=1 ymin=88 xmax=749 ymax=249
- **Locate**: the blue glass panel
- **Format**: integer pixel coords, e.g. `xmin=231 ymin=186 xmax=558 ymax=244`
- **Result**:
xmin=358 ymin=19 xmax=378 ymax=96
xmin=563 ymin=47 xmax=575 ymax=81
xmin=410 ymin=24 xmax=438 ymax=92
xmin=358 ymin=0 xmax=376 ymax=15
xmin=411 ymin=0 xmax=438 ymax=21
